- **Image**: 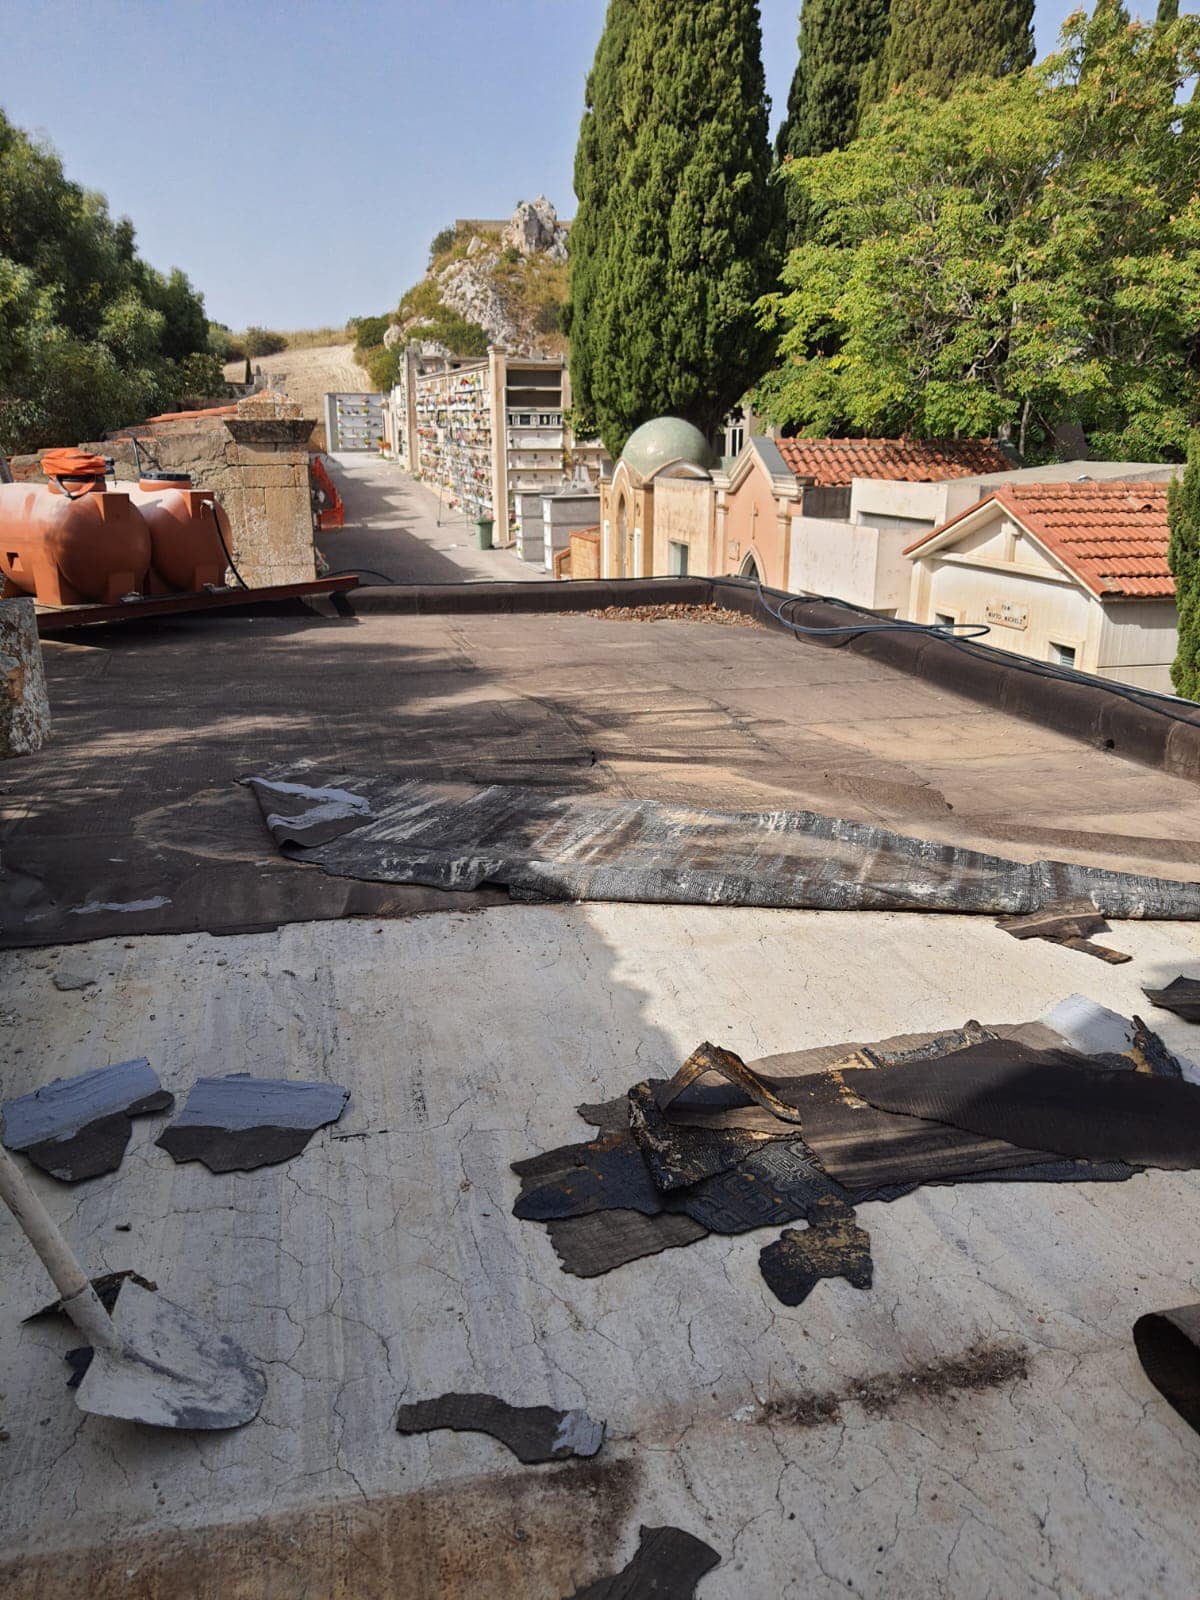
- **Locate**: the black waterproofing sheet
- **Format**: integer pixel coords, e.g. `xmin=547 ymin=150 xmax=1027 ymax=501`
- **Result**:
xmin=1143 ymin=976 xmax=1200 ymax=1023
xmin=1 ymin=1059 xmax=172 ymax=1182
xmin=566 ymin=1525 xmax=720 ymax=1600
xmin=843 ymin=1040 xmax=1200 ymax=1169
xmin=1133 ymin=1304 xmax=1200 ymax=1436
xmin=758 ymin=1199 xmax=873 ymax=1307
xmin=245 ymin=773 xmax=1200 ymax=917
xmin=395 ymin=1393 xmax=605 ymax=1463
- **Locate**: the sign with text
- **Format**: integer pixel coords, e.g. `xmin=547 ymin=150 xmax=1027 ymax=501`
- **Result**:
xmin=985 ymin=599 xmax=1029 ymax=630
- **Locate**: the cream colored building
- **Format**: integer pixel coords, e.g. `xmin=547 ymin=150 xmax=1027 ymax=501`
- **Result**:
xmin=905 ymin=481 xmax=1178 ymax=691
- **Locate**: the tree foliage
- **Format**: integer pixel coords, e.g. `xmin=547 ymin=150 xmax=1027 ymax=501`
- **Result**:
xmin=860 ymin=0 xmax=1033 ymax=108
xmin=1169 ymin=436 xmax=1200 ymax=697
xmin=569 ymin=0 xmax=780 ymax=457
xmin=756 ymin=8 xmax=1200 ymax=463
xmin=776 ymin=0 xmax=890 ymax=164
xmin=0 ymin=108 xmax=221 ymax=453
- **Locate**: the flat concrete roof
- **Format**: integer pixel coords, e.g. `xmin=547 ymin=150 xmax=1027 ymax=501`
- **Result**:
xmin=4 ymin=496 xmax=1200 ymax=1594
xmin=2 ymin=908 xmax=1200 ymax=1595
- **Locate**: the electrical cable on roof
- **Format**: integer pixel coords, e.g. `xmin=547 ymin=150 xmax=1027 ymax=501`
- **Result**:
xmin=756 ymin=581 xmax=1200 ymax=724
xmin=323 ymin=568 xmax=398 ymax=586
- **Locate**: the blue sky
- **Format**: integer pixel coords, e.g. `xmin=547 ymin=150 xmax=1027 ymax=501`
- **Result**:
xmin=0 ymin=1 xmax=1153 ymax=329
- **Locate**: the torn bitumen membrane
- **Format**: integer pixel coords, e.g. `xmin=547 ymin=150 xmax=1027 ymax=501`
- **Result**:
xmin=155 ymin=1074 xmax=350 ymax=1172
xmin=513 ymin=1012 xmax=1195 ymax=1304
xmin=1 ymin=1059 xmax=172 ymax=1181
xmin=247 ymin=772 xmax=1200 ymax=918
xmin=1143 ymin=975 xmax=1200 ymax=1023
xmin=565 ymin=1525 xmax=720 ymax=1600
xmin=394 ymin=1393 xmax=605 ymax=1464
xmin=1133 ymin=1304 xmax=1200 ymax=1437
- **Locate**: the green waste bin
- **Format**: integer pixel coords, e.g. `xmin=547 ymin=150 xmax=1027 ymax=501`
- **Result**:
xmin=476 ymin=518 xmax=494 ymax=550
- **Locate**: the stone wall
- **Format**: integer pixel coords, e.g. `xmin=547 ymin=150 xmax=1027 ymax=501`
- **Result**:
xmin=92 ymin=394 xmax=318 ymax=588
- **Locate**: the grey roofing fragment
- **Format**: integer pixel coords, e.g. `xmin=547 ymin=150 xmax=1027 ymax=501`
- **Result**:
xmin=2 ymin=1059 xmax=172 ymax=1182
xmin=247 ymin=771 xmax=1200 ymax=917
xmin=240 ymin=777 xmax=373 ymax=848
xmin=395 ymin=1392 xmax=605 ymax=1464
xmin=1133 ymin=1304 xmax=1200 ymax=1437
xmin=155 ymin=1074 xmax=350 ymax=1172
xmin=565 ymin=1524 xmax=720 ymax=1599
xmin=758 ymin=1197 xmax=873 ymax=1307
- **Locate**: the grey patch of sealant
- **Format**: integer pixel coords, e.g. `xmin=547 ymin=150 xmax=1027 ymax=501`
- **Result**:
xmin=1040 ymin=994 xmax=1135 ymax=1056
xmin=248 ymin=778 xmax=373 ymax=844
xmin=552 ymin=1408 xmax=606 ymax=1458
xmin=2 ymin=1059 xmax=167 ymax=1148
xmin=68 ymin=896 xmax=171 ymax=917
xmin=163 ymin=1074 xmax=351 ymax=1132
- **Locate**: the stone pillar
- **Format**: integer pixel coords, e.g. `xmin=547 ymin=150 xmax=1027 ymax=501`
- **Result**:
xmin=0 ymin=599 xmax=49 ymax=757
xmin=488 ymin=345 xmax=510 ymax=544
xmin=220 ymin=395 xmax=318 ymax=587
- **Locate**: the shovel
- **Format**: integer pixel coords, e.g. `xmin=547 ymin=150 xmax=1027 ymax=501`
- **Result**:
xmin=0 ymin=1141 xmax=266 ymax=1429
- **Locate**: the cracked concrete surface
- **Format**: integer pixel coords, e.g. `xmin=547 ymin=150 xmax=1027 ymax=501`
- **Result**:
xmin=1 ymin=903 xmax=1200 ymax=1596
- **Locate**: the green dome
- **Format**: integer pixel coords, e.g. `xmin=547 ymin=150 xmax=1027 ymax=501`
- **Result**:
xmin=619 ymin=417 xmax=717 ymax=478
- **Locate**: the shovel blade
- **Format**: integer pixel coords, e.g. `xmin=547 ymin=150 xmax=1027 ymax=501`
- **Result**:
xmin=75 ymin=1282 xmax=266 ymax=1430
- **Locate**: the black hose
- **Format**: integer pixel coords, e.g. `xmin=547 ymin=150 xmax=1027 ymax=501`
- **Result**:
xmin=756 ymin=579 xmax=1200 ymax=723
xmin=322 ymin=567 xmax=398 ymax=585
xmin=203 ymin=499 xmax=250 ymax=590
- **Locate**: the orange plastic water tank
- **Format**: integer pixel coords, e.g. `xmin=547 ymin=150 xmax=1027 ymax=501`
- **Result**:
xmin=0 ymin=476 xmax=151 ymax=606
xmin=125 ymin=474 xmax=231 ymax=595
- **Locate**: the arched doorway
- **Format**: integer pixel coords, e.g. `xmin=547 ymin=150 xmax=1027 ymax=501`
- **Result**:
xmin=739 ymin=550 xmax=762 ymax=582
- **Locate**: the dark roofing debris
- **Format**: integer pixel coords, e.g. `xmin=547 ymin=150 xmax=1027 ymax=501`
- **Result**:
xmin=24 ymin=1268 xmax=157 ymax=1324
xmin=758 ymin=1199 xmax=873 ymax=1307
xmin=843 ymin=1040 xmax=1200 ymax=1168
xmin=1143 ymin=976 xmax=1200 ymax=1023
xmin=564 ymin=1525 xmax=720 ymax=1600
xmin=1133 ymin=1304 xmax=1200 ymax=1437
xmin=1 ymin=1059 xmax=172 ymax=1181
xmin=395 ymin=1393 xmax=605 ymax=1464
xmin=248 ymin=773 xmax=1200 ymax=918
xmin=997 ymin=898 xmax=1131 ymax=964
xmin=513 ymin=1007 xmax=1193 ymax=1306
xmin=155 ymin=1074 xmax=350 ymax=1172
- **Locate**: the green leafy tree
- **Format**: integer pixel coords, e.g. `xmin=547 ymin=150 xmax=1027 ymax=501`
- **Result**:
xmin=860 ymin=0 xmax=1033 ymax=109
xmin=569 ymin=0 xmax=780 ymax=457
xmin=242 ymin=326 xmax=288 ymax=358
xmin=0 ymin=107 xmax=215 ymax=452
xmin=757 ymin=8 xmax=1200 ymax=462
xmin=1169 ymin=438 xmax=1200 ymax=697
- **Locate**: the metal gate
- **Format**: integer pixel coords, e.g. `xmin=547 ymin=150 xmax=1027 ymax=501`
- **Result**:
xmin=324 ymin=392 xmax=384 ymax=452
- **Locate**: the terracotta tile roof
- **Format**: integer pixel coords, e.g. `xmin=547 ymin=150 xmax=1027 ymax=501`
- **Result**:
xmin=907 ymin=482 xmax=1174 ymax=600
xmin=776 ymin=436 xmax=1013 ymax=487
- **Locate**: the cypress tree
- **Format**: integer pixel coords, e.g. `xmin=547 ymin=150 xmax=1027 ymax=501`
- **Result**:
xmin=1156 ymin=0 xmax=1179 ymax=24
xmin=776 ymin=0 xmax=890 ymax=163
xmin=861 ymin=0 xmax=1034 ymax=111
xmin=568 ymin=0 xmax=779 ymax=457
xmin=1169 ymin=440 xmax=1200 ymax=700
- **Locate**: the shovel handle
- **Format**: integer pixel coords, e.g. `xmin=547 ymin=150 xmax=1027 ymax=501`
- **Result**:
xmin=0 ymin=1141 xmax=118 ymax=1350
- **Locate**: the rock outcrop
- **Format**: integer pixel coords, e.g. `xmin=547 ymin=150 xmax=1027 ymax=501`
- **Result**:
xmin=503 ymin=197 xmax=569 ymax=262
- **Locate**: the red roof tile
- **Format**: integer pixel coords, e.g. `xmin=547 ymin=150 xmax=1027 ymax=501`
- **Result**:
xmin=907 ymin=482 xmax=1174 ymax=600
xmin=776 ymin=436 xmax=1013 ymax=487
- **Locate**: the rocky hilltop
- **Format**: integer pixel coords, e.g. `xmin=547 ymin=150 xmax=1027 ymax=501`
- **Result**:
xmin=385 ymin=198 xmax=570 ymax=358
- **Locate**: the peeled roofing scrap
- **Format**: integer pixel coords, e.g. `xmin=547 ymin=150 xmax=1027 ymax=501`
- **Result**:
xmin=1 ymin=1059 xmax=172 ymax=1182
xmin=564 ymin=1525 xmax=720 ymax=1600
xmin=155 ymin=1074 xmax=350 ymax=1172
xmin=395 ymin=1393 xmax=605 ymax=1464
xmin=246 ymin=771 xmax=1200 ymax=917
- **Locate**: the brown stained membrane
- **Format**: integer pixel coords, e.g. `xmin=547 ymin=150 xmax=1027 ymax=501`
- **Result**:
xmin=1133 ymin=1304 xmax=1200 ymax=1437
xmin=843 ymin=1040 xmax=1200 ymax=1169
xmin=758 ymin=1197 xmax=874 ymax=1307
xmin=996 ymin=898 xmax=1131 ymax=964
xmin=627 ymin=1080 xmax=785 ymax=1193
xmin=565 ymin=1525 xmax=720 ymax=1600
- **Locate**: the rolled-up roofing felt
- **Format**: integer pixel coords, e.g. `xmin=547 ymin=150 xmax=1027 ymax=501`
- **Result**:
xmin=1133 ymin=1305 xmax=1200 ymax=1437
